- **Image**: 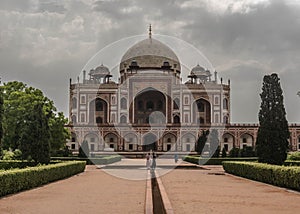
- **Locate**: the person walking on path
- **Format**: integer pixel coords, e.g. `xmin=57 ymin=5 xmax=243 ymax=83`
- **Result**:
xmin=146 ymin=153 xmax=150 ymax=169
xmin=174 ymin=154 xmax=178 ymax=163
xmin=152 ymin=152 xmax=157 ymax=169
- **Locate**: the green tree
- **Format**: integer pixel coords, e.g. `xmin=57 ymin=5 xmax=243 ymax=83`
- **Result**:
xmin=196 ymin=130 xmax=209 ymax=155
xmin=0 ymin=84 xmax=3 ymax=157
xmin=79 ymin=140 xmax=89 ymax=158
xmin=20 ymin=103 xmax=50 ymax=164
xmin=209 ymin=129 xmax=219 ymax=157
xmin=256 ymin=73 xmax=290 ymax=165
xmin=49 ymin=112 xmax=70 ymax=153
xmin=1 ymin=81 xmax=69 ymax=156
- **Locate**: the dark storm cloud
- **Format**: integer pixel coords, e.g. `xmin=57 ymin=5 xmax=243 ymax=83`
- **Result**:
xmin=92 ymin=0 xmax=300 ymax=60
xmin=184 ymin=0 xmax=300 ymax=59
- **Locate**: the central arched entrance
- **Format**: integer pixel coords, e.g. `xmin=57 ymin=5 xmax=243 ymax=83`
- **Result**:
xmin=133 ymin=88 xmax=166 ymax=124
xmin=143 ymin=133 xmax=157 ymax=151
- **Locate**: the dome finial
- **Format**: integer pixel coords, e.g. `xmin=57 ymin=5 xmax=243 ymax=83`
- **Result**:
xmin=148 ymin=24 xmax=152 ymax=39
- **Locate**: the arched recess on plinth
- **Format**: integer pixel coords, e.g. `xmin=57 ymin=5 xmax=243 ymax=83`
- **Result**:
xmin=162 ymin=133 xmax=177 ymax=151
xmin=221 ymin=133 xmax=235 ymax=152
xmin=142 ymin=133 xmax=157 ymax=151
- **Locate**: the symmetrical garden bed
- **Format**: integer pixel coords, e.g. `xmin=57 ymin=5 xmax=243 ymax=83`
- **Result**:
xmin=183 ymin=156 xmax=258 ymax=165
xmin=284 ymin=160 xmax=300 ymax=166
xmin=223 ymin=161 xmax=300 ymax=191
xmin=51 ymin=155 xmax=122 ymax=165
xmin=0 ymin=161 xmax=86 ymax=197
xmin=0 ymin=160 xmax=38 ymax=170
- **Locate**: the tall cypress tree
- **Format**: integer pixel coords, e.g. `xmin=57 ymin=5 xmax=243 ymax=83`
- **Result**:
xmin=256 ymin=73 xmax=289 ymax=165
xmin=0 ymin=85 xmax=3 ymax=156
xmin=20 ymin=103 xmax=51 ymax=164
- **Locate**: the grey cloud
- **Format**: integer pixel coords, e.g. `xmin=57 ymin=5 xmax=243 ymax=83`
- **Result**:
xmin=1 ymin=0 xmax=300 ymax=123
xmin=93 ymin=0 xmax=142 ymax=19
xmin=186 ymin=0 xmax=300 ymax=65
xmin=36 ymin=0 xmax=67 ymax=14
xmin=0 ymin=0 xmax=33 ymax=12
xmin=219 ymin=64 xmax=264 ymax=123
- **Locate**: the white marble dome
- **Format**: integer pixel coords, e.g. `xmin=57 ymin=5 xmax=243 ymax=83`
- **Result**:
xmin=120 ymin=38 xmax=181 ymax=72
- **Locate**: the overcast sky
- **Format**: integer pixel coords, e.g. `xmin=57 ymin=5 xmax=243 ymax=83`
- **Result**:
xmin=1 ymin=0 xmax=300 ymax=123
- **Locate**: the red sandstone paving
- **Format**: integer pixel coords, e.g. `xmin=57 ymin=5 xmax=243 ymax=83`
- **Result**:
xmin=0 ymin=166 xmax=146 ymax=214
xmin=2 ymin=162 xmax=300 ymax=214
xmin=160 ymin=166 xmax=300 ymax=214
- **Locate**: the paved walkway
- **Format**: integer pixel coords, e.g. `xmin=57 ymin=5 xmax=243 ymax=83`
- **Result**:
xmin=1 ymin=159 xmax=300 ymax=214
xmin=159 ymin=166 xmax=300 ymax=214
xmin=0 ymin=166 xmax=146 ymax=214
xmin=97 ymin=158 xmax=189 ymax=180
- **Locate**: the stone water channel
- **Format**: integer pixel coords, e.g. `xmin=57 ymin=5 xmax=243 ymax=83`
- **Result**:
xmin=99 ymin=159 xmax=201 ymax=213
xmin=150 ymin=170 xmax=166 ymax=214
xmin=145 ymin=165 xmax=202 ymax=214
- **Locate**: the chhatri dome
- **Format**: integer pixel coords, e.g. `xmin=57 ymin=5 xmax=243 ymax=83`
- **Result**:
xmin=90 ymin=64 xmax=110 ymax=76
xmin=191 ymin=64 xmax=211 ymax=77
xmin=87 ymin=63 xmax=112 ymax=83
xmin=189 ymin=64 xmax=212 ymax=82
xmin=119 ymin=25 xmax=181 ymax=73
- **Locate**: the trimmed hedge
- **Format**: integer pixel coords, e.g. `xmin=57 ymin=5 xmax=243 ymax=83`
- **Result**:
xmin=288 ymin=152 xmax=300 ymax=161
xmin=51 ymin=155 xmax=122 ymax=165
xmin=284 ymin=160 xmax=300 ymax=167
xmin=0 ymin=161 xmax=86 ymax=197
xmin=222 ymin=161 xmax=300 ymax=191
xmin=0 ymin=161 xmax=37 ymax=170
xmin=183 ymin=156 xmax=258 ymax=165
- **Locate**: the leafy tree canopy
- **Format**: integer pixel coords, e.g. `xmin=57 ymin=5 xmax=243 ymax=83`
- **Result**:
xmin=20 ymin=103 xmax=51 ymax=164
xmin=0 ymin=85 xmax=3 ymax=157
xmin=1 ymin=81 xmax=70 ymax=160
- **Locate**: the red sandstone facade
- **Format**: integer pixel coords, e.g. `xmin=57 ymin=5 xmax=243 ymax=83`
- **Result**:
xmin=67 ymin=36 xmax=300 ymax=153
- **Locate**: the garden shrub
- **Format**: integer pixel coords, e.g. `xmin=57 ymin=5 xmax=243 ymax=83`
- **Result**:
xmin=1 ymin=149 xmax=22 ymax=161
xmin=2 ymin=150 xmax=14 ymax=160
xmin=51 ymin=146 xmax=72 ymax=157
xmin=182 ymin=156 xmax=257 ymax=165
xmin=284 ymin=160 xmax=300 ymax=166
xmin=288 ymin=152 xmax=300 ymax=161
xmin=222 ymin=161 xmax=300 ymax=191
xmin=51 ymin=155 xmax=121 ymax=165
xmin=229 ymin=147 xmax=240 ymax=157
xmin=0 ymin=160 xmax=37 ymax=170
xmin=221 ymin=147 xmax=227 ymax=157
xmin=240 ymin=146 xmax=256 ymax=157
xmin=0 ymin=161 xmax=86 ymax=197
